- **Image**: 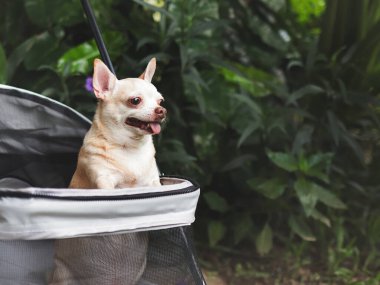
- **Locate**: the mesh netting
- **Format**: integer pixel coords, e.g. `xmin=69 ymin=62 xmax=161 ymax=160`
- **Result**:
xmin=0 ymin=227 xmax=204 ymax=285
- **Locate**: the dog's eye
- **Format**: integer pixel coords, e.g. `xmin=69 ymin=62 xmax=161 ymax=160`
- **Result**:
xmin=158 ymin=99 xmax=164 ymax=105
xmin=129 ymin=97 xmax=142 ymax=105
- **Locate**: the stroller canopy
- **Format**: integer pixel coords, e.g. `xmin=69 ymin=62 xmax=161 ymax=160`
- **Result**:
xmin=0 ymin=84 xmax=91 ymax=188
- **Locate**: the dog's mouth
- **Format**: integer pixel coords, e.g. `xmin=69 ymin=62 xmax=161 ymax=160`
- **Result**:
xmin=125 ymin=117 xmax=162 ymax=135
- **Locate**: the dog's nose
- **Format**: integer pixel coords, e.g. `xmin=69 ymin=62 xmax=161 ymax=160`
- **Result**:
xmin=154 ymin=106 xmax=167 ymax=118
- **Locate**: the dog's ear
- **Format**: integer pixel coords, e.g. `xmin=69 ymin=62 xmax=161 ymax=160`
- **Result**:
xmin=93 ymin=59 xmax=116 ymax=100
xmin=138 ymin=58 xmax=156 ymax=83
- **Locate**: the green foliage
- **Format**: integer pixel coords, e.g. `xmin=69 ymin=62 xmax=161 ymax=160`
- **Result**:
xmin=57 ymin=41 xmax=100 ymax=76
xmin=289 ymin=215 xmax=316 ymax=242
xmin=290 ymin=0 xmax=325 ymax=24
xmin=1 ymin=0 xmax=380 ymax=274
xmin=254 ymin=177 xmax=287 ymax=199
xmin=203 ymin=192 xmax=229 ymax=213
xmin=24 ymin=0 xmax=82 ymax=28
xmin=208 ymin=220 xmax=226 ymax=247
xmin=255 ymin=223 xmax=273 ymax=256
xmin=0 ymin=44 xmax=6 ymax=83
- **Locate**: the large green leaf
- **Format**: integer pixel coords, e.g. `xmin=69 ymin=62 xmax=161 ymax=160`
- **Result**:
xmin=203 ymin=192 xmax=229 ymax=213
xmin=21 ymin=33 xmax=63 ymax=70
xmin=292 ymin=125 xmax=314 ymax=154
xmin=302 ymin=152 xmax=334 ymax=183
xmin=288 ymin=216 xmax=316 ymax=242
xmin=342 ymin=133 xmax=365 ymax=164
xmin=327 ymin=111 xmax=341 ymax=145
xmin=237 ymin=122 xmax=260 ymax=148
xmin=255 ymin=177 xmax=287 ymax=199
xmin=234 ymin=94 xmax=263 ymax=116
xmin=310 ymin=209 xmax=331 ymax=227
xmin=6 ymin=32 xmax=64 ymax=82
xmin=314 ymin=185 xmax=347 ymax=209
xmin=208 ymin=220 xmax=226 ymax=247
xmin=255 ymin=223 xmax=273 ymax=256
xmin=266 ymin=150 xmax=298 ymax=172
xmin=57 ymin=41 xmax=100 ymax=76
xmin=286 ymin=85 xmax=324 ymax=105
xmin=295 ymin=178 xmax=346 ymax=212
xmin=0 ymin=44 xmax=7 ymax=84
xmin=219 ymin=66 xmax=272 ymax=97
xmin=221 ymin=154 xmax=255 ymax=172
xmin=233 ymin=214 xmax=253 ymax=245
xmin=294 ymin=178 xmax=318 ymax=216
xmin=308 ymin=152 xmax=334 ymax=170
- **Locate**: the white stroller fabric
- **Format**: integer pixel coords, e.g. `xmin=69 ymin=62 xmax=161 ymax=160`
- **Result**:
xmin=0 ymin=177 xmax=200 ymax=240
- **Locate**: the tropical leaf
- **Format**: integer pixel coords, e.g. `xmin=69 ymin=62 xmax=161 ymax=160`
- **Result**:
xmin=286 ymin=85 xmax=324 ymax=105
xmin=233 ymin=214 xmax=253 ymax=244
xmin=327 ymin=111 xmax=341 ymax=145
xmin=221 ymin=154 xmax=255 ymax=172
xmin=314 ymin=185 xmax=347 ymax=210
xmin=234 ymin=94 xmax=263 ymax=116
xmin=294 ymin=178 xmax=318 ymax=216
xmin=255 ymin=223 xmax=273 ymax=256
xmin=292 ymin=125 xmax=314 ymax=154
xmin=266 ymin=150 xmax=298 ymax=172
xmin=288 ymin=216 xmax=316 ymax=242
xmin=255 ymin=177 xmax=287 ymax=199
xmin=208 ymin=220 xmax=226 ymax=247
xmin=310 ymin=209 xmax=331 ymax=227
xmin=57 ymin=41 xmax=100 ymax=76
xmin=203 ymin=192 xmax=229 ymax=213
xmin=302 ymin=152 xmax=334 ymax=183
xmin=308 ymin=152 xmax=334 ymax=169
xmin=219 ymin=66 xmax=272 ymax=97
xmin=237 ymin=122 xmax=260 ymax=147
xmin=6 ymin=32 xmax=61 ymax=80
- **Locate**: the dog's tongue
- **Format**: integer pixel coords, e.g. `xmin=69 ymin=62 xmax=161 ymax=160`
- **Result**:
xmin=150 ymin=123 xmax=161 ymax=135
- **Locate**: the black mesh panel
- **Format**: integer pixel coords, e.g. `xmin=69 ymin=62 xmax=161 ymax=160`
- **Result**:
xmin=0 ymin=228 xmax=205 ymax=285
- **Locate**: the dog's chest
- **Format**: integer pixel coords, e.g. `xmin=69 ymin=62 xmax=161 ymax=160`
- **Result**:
xmin=107 ymin=147 xmax=159 ymax=187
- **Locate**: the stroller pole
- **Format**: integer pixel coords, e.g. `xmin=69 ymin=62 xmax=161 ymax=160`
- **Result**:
xmin=80 ymin=0 xmax=115 ymax=75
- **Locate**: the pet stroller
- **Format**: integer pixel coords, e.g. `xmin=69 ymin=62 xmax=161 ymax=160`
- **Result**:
xmin=0 ymin=1 xmax=206 ymax=284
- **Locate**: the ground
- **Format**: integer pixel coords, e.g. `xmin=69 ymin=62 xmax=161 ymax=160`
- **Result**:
xmin=199 ymin=247 xmax=379 ymax=285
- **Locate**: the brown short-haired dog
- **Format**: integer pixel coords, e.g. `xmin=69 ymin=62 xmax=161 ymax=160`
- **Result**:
xmin=50 ymin=58 xmax=166 ymax=285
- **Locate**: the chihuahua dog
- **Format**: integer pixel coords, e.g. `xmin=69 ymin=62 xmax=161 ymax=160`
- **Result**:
xmin=50 ymin=58 xmax=166 ymax=285
xmin=71 ymin=57 xmax=165 ymax=189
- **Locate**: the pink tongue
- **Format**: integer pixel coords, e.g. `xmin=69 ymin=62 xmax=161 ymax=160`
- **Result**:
xmin=150 ymin=123 xmax=161 ymax=135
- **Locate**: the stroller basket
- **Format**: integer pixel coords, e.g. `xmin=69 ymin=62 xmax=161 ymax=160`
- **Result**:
xmin=0 ymin=85 xmax=205 ymax=284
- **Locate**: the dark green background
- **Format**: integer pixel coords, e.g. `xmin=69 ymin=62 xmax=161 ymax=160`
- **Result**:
xmin=1 ymin=0 xmax=380 ymax=278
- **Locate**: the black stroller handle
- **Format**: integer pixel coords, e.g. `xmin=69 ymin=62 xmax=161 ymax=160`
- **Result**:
xmin=80 ymin=0 xmax=115 ymax=75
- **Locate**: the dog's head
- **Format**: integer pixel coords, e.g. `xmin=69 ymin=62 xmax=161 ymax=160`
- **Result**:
xmin=92 ymin=58 xmax=166 ymax=138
